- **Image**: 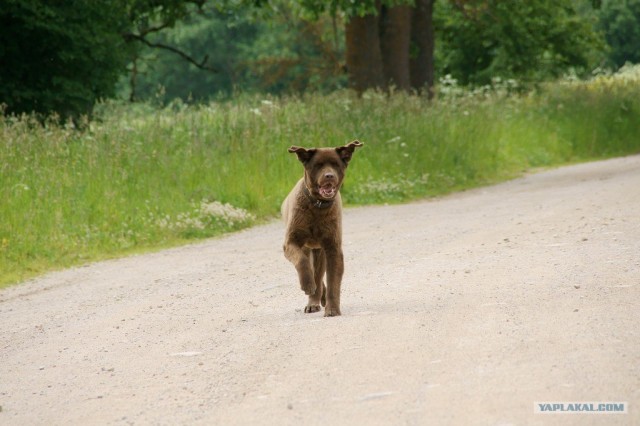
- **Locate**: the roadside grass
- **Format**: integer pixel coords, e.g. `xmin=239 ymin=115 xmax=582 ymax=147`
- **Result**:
xmin=2 ymin=66 xmax=640 ymax=287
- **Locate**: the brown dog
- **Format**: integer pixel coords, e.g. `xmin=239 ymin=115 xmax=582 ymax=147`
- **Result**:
xmin=281 ymin=140 xmax=363 ymax=317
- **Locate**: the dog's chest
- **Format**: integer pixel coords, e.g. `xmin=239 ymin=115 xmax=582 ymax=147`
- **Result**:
xmin=303 ymin=224 xmax=328 ymax=248
xmin=297 ymin=210 xmax=340 ymax=249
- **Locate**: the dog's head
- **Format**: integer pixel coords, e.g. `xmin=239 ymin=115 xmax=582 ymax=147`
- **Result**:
xmin=288 ymin=140 xmax=363 ymax=201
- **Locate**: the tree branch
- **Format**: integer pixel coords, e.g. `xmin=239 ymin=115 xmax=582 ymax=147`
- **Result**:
xmin=125 ymin=32 xmax=218 ymax=73
xmin=136 ymin=23 xmax=172 ymax=37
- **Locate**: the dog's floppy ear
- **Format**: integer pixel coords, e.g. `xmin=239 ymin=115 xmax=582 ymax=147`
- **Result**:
xmin=335 ymin=140 xmax=363 ymax=165
xmin=288 ymin=146 xmax=317 ymax=164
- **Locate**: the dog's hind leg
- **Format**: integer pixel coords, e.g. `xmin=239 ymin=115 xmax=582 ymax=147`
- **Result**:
xmin=304 ymin=249 xmax=326 ymax=313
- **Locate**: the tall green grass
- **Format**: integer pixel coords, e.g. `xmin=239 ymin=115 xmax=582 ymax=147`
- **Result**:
xmin=2 ymin=66 xmax=640 ymax=287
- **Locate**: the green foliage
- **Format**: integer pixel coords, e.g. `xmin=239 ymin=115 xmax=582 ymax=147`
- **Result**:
xmin=125 ymin=4 xmax=346 ymax=102
xmin=598 ymin=0 xmax=640 ymax=67
xmin=284 ymin=0 xmax=413 ymax=19
xmin=3 ymin=68 xmax=640 ymax=286
xmin=127 ymin=0 xmax=204 ymax=25
xmin=435 ymin=0 xmax=605 ymax=85
xmin=131 ymin=0 xmax=616 ymax=99
xmin=126 ymin=6 xmax=259 ymax=101
xmin=0 ymin=0 xmax=131 ymax=118
xmin=216 ymin=0 xmax=418 ymax=23
xmin=0 ymin=0 xmax=205 ymax=118
xmin=2 ymin=0 xmax=634 ymax=117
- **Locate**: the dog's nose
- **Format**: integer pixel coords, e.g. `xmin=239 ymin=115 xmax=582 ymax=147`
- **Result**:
xmin=324 ymin=172 xmax=335 ymax=180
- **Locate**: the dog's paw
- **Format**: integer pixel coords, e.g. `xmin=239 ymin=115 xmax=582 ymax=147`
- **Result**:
xmin=324 ymin=307 xmax=341 ymax=317
xmin=301 ymin=281 xmax=316 ymax=296
xmin=304 ymin=304 xmax=322 ymax=313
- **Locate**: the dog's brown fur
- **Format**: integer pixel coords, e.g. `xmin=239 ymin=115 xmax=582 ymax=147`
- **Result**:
xmin=281 ymin=140 xmax=363 ymax=317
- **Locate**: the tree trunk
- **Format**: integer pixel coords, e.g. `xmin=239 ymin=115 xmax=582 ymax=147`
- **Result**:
xmin=344 ymin=1 xmax=434 ymax=96
xmin=380 ymin=5 xmax=412 ymax=91
xmin=410 ymin=0 xmax=435 ymax=97
xmin=345 ymin=10 xmax=385 ymax=93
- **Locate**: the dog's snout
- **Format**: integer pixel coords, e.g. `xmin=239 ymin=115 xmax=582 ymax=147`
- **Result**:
xmin=324 ymin=172 xmax=335 ymax=180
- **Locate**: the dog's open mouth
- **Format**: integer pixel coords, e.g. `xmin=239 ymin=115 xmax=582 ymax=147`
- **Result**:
xmin=318 ymin=183 xmax=337 ymax=199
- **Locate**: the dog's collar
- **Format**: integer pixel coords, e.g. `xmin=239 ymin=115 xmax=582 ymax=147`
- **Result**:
xmin=303 ymin=185 xmax=334 ymax=209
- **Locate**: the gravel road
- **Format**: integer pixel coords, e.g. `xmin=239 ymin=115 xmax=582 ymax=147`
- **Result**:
xmin=1 ymin=156 xmax=639 ymax=425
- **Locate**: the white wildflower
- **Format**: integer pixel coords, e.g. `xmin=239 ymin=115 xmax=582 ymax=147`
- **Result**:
xmin=199 ymin=201 xmax=255 ymax=227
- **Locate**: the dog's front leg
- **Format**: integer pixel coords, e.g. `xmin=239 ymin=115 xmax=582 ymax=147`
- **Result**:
xmin=304 ymin=249 xmax=326 ymax=313
xmin=283 ymin=242 xmax=316 ymax=296
xmin=323 ymin=245 xmax=344 ymax=317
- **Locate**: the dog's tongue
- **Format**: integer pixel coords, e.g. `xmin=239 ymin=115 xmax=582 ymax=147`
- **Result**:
xmin=319 ymin=184 xmax=336 ymax=198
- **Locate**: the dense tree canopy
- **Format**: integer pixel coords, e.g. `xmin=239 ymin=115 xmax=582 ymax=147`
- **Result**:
xmin=435 ymin=0 xmax=604 ymax=85
xmin=0 ymin=0 xmax=203 ymax=118
xmin=127 ymin=4 xmax=347 ymax=102
xmin=598 ymin=0 xmax=640 ymax=67
xmin=0 ymin=0 xmax=636 ymax=117
xmin=0 ymin=0 xmax=130 ymax=118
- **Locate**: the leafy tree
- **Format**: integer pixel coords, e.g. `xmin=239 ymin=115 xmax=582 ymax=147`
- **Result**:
xmin=295 ymin=0 xmax=435 ymax=94
xmin=218 ymin=0 xmax=429 ymax=93
xmin=435 ymin=0 xmax=605 ymax=85
xmin=0 ymin=0 xmax=205 ymax=118
xmin=125 ymin=4 xmax=346 ymax=102
xmin=0 ymin=0 xmax=130 ymax=118
xmin=124 ymin=5 xmax=256 ymax=101
xmin=245 ymin=13 xmax=347 ymax=94
xmin=598 ymin=0 xmax=640 ymax=67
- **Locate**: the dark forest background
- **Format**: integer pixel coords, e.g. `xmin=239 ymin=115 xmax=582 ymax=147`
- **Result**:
xmin=1 ymin=0 xmax=639 ymax=118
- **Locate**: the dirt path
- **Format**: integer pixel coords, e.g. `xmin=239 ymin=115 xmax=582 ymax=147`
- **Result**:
xmin=1 ymin=156 xmax=639 ymax=425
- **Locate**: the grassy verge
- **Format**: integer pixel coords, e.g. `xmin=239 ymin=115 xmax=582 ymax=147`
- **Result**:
xmin=2 ymin=66 xmax=640 ymax=287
